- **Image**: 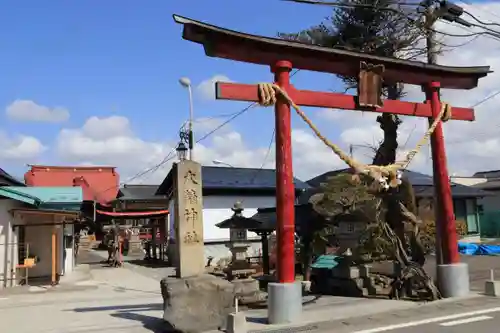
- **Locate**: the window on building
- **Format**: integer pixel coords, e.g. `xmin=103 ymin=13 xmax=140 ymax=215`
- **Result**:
xmin=465 ymin=199 xmax=479 ymax=234
xmin=453 ymin=199 xmax=479 ymax=235
xmin=453 ymin=199 xmax=467 ymax=224
xmin=17 ymin=226 xmax=25 ymax=265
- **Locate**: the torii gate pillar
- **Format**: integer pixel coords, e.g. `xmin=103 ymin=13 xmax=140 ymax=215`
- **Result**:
xmin=267 ymin=60 xmax=303 ymax=324
xmin=426 ymin=82 xmax=469 ymax=297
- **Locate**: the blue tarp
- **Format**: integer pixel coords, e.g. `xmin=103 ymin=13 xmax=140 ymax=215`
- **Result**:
xmin=458 ymin=242 xmax=500 ymax=255
xmin=310 ymin=254 xmax=340 ymax=269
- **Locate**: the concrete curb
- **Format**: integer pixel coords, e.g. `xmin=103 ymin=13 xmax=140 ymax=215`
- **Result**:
xmin=484 ymin=269 xmax=500 ymax=297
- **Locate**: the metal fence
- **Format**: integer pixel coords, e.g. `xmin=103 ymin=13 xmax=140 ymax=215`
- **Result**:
xmin=479 ymin=211 xmax=500 ymax=238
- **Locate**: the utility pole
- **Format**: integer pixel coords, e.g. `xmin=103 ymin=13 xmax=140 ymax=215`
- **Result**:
xmin=427 ymin=0 xmax=470 ymax=66
xmin=423 ymin=0 xmax=443 ymax=267
xmin=423 ymin=0 xmax=466 ymax=265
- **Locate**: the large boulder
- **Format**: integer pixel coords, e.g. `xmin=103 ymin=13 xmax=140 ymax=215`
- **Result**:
xmin=161 ymin=274 xmax=236 ymax=333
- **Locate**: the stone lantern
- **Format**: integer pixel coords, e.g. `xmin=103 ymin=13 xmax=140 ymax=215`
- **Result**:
xmin=335 ymin=213 xmax=367 ymax=259
xmin=226 ymin=202 xmax=255 ymax=279
xmin=216 ymin=201 xmax=258 ymax=280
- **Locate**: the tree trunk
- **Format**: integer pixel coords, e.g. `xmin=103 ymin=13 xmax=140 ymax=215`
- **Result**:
xmin=372 ymin=85 xmax=425 ymax=266
xmin=373 ymin=85 xmax=400 ymax=166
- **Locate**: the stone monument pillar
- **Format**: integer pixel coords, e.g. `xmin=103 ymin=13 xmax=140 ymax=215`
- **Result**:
xmin=173 ymin=160 xmax=205 ymax=278
xmin=161 ymin=161 xmax=236 ymax=333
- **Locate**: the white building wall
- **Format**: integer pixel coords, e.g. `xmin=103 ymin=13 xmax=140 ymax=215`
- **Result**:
xmin=168 ymin=194 xmax=276 ymax=263
xmin=0 ymin=200 xmax=20 ymax=288
xmin=169 ymin=195 xmax=275 ymax=241
xmin=202 ymin=196 xmax=275 ymax=241
xmin=63 ymin=224 xmax=74 ymax=275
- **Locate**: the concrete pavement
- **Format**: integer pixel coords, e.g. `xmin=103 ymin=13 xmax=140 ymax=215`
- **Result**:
xmin=3 ymin=290 xmax=500 ymax=333
xmin=310 ymin=295 xmax=500 ymax=333
xmin=0 ymin=261 xmax=166 ymax=333
xmin=354 ymin=311 xmax=500 ymax=333
xmin=2 ymin=249 xmax=500 ymax=333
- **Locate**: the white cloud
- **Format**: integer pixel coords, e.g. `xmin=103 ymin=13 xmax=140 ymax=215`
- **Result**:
xmin=196 ymin=75 xmax=232 ymax=100
xmin=0 ymin=131 xmax=46 ymax=161
xmin=6 ymin=100 xmax=69 ymax=123
xmin=52 ymin=114 xmax=347 ymax=184
xmin=57 ymin=116 xmax=170 ymax=172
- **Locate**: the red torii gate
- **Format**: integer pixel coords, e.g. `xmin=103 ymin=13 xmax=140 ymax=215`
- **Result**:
xmin=173 ymin=14 xmax=490 ymax=317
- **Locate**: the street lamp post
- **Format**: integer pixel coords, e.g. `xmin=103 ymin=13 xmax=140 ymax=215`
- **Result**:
xmin=179 ymin=77 xmax=194 ymax=161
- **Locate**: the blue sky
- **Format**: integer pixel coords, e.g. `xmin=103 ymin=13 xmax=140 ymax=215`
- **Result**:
xmin=1 ymin=0 xmax=495 ymax=180
xmin=0 ymin=1 xmax=336 ymax=158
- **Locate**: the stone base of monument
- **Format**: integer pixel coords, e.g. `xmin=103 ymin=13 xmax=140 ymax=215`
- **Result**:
xmin=232 ymin=278 xmax=266 ymax=304
xmin=311 ymin=264 xmax=383 ymax=297
xmin=160 ymin=274 xmax=235 ymax=333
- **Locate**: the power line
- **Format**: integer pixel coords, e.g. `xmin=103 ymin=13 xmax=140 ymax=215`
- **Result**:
xmin=282 ymin=0 xmax=424 ymax=8
xmin=134 ymin=114 xmax=255 ymax=184
xmin=414 ymin=91 xmax=500 ymax=147
xmin=128 ymin=109 xmax=254 ymax=184
xmin=193 ymin=112 xmax=243 ymax=121
xmin=195 ymin=105 xmax=256 ymax=143
xmin=435 ymin=1 xmax=500 ymax=39
xmin=249 ymin=127 xmax=276 ymax=184
xmin=459 ymin=0 xmax=500 ymax=26
xmin=470 ymin=89 xmax=500 ymax=108
xmin=284 ymin=0 xmax=500 ymax=41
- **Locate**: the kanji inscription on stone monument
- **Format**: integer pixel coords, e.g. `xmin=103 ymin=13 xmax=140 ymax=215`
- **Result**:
xmin=174 ymin=160 xmax=205 ymax=277
xmin=184 ymin=189 xmax=198 ymax=205
xmin=184 ymin=207 xmax=199 ymax=229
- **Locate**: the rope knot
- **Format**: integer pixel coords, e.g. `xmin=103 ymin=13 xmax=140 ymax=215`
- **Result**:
xmin=258 ymin=83 xmax=279 ymax=107
xmin=442 ymin=103 xmax=452 ymax=122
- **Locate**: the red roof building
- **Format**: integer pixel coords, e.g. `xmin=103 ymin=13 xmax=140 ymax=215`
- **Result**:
xmin=24 ymin=165 xmax=119 ymax=204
